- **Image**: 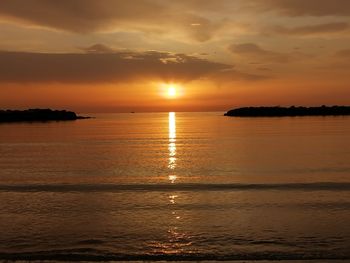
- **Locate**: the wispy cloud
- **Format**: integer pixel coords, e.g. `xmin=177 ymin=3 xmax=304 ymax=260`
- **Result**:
xmin=271 ymin=22 xmax=349 ymax=36
xmin=228 ymin=43 xmax=290 ymax=63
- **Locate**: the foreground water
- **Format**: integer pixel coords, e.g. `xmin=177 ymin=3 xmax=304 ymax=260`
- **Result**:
xmin=0 ymin=112 xmax=349 ymax=260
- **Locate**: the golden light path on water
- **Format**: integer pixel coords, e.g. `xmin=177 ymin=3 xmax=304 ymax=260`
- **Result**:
xmin=162 ymin=112 xmax=191 ymax=255
xmin=168 ymin=112 xmax=177 ymax=183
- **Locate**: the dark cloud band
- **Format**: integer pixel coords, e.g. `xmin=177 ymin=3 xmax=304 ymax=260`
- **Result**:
xmin=0 ymin=49 xmax=231 ymax=83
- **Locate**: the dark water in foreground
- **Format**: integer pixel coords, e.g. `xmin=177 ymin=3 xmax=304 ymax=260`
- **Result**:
xmin=0 ymin=112 xmax=349 ymax=260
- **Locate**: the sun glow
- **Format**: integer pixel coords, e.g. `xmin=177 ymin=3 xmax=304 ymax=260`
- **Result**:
xmin=168 ymin=86 xmax=177 ymax=98
xmin=160 ymin=83 xmax=182 ymax=99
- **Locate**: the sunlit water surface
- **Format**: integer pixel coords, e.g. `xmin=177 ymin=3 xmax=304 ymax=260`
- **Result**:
xmin=0 ymin=112 xmax=349 ymax=260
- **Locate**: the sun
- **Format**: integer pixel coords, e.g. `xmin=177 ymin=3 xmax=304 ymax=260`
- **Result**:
xmin=160 ymin=83 xmax=182 ymax=99
xmin=167 ymin=85 xmax=177 ymax=98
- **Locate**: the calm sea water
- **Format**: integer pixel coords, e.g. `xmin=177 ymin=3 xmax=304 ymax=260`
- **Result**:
xmin=0 ymin=112 xmax=349 ymax=260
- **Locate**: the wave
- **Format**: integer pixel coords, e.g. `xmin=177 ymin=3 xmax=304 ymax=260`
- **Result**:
xmin=0 ymin=248 xmax=349 ymax=261
xmin=0 ymin=182 xmax=349 ymax=192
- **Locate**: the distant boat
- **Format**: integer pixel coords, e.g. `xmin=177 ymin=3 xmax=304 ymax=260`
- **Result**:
xmin=131 ymin=111 xmax=135 ymax=113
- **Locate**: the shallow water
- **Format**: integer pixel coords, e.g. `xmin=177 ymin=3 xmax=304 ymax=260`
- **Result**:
xmin=0 ymin=112 xmax=349 ymax=260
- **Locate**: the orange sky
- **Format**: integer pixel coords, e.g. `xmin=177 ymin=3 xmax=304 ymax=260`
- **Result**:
xmin=0 ymin=0 xmax=349 ymax=112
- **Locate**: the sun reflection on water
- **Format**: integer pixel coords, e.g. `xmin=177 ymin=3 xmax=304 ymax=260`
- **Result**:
xmin=168 ymin=175 xmax=177 ymax=183
xmin=168 ymin=112 xmax=177 ymax=182
xmin=169 ymin=194 xmax=178 ymax=204
xmin=150 ymin=112 xmax=192 ymax=255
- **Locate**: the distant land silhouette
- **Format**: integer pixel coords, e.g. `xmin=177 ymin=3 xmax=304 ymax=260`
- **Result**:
xmin=0 ymin=109 xmax=91 ymax=122
xmin=225 ymin=106 xmax=350 ymax=117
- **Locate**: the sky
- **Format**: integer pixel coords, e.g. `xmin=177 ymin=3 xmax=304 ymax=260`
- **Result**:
xmin=0 ymin=0 xmax=349 ymax=112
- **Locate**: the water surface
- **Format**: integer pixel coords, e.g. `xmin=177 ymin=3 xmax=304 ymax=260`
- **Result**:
xmin=0 ymin=112 xmax=349 ymax=260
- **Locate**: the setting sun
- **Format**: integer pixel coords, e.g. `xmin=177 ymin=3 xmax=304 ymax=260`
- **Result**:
xmin=159 ymin=83 xmax=183 ymax=99
xmin=167 ymin=85 xmax=177 ymax=98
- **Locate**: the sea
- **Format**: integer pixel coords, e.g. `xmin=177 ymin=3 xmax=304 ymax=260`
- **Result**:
xmin=0 ymin=112 xmax=349 ymax=261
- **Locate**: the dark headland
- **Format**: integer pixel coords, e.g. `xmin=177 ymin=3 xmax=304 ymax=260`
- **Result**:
xmin=0 ymin=109 xmax=91 ymax=123
xmin=224 ymin=106 xmax=350 ymax=117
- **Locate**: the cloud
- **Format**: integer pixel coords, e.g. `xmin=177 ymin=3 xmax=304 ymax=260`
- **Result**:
xmin=253 ymin=0 xmax=350 ymax=16
xmin=335 ymin=49 xmax=350 ymax=57
xmin=0 ymin=0 xmax=164 ymax=33
xmin=185 ymin=17 xmax=225 ymax=42
xmin=210 ymin=69 xmax=271 ymax=82
xmin=0 ymin=0 xmax=224 ymax=42
xmin=80 ymin=43 xmax=115 ymax=53
xmin=2 ymin=0 xmax=348 ymax=45
xmin=228 ymin=43 xmax=289 ymax=63
xmin=0 ymin=47 xmax=232 ymax=83
xmin=271 ymin=22 xmax=349 ymax=36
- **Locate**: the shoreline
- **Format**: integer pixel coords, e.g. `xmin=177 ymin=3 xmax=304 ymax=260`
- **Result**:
xmin=0 ymin=109 xmax=91 ymax=123
xmin=224 ymin=106 xmax=350 ymax=117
